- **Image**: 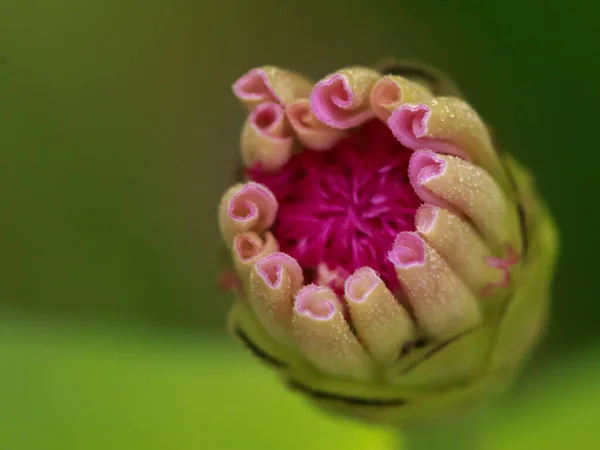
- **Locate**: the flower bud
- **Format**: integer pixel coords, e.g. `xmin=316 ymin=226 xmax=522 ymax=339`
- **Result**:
xmin=217 ymin=62 xmax=558 ymax=426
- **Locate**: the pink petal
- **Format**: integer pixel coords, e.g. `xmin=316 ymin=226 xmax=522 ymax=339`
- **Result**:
xmin=388 ymin=232 xmax=425 ymax=268
xmin=228 ymin=182 xmax=278 ymax=230
xmin=256 ymin=252 xmax=303 ymax=291
xmin=408 ymin=150 xmax=454 ymax=210
xmin=311 ymin=75 xmax=374 ymax=129
xmin=388 ymin=104 xmax=470 ymax=159
xmin=233 ymin=68 xmax=279 ymax=103
xmin=295 ymin=284 xmax=337 ymax=320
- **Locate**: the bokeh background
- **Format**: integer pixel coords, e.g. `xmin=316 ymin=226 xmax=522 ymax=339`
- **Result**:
xmin=1 ymin=0 xmax=598 ymax=448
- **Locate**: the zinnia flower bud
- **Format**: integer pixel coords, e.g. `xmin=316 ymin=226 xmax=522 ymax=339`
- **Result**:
xmin=218 ymin=61 xmax=558 ymax=426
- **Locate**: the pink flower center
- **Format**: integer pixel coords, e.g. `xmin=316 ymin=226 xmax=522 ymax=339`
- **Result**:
xmin=248 ymin=120 xmax=421 ymax=294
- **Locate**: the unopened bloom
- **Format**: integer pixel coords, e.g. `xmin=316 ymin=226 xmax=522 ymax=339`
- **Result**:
xmin=218 ymin=61 xmax=558 ymax=425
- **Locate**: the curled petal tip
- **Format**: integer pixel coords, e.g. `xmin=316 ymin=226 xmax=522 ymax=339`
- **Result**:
xmin=388 ymin=103 xmax=470 ymax=160
xmin=234 ymin=232 xmax=271 ymax=262
xmin=233 ymin=68 xmax=275 ymax=104
xmin=344 ymin=267 xmax=380 ymax=303
xmin=286 ymin=99 xmax=345 ymax=150
xmin=370 ymin=77 xmax=401 ymax=121
xmin=370 ymin=75 xmax=433 ymax=121
xmin=255 ymin=251 xmax=304 ymax=293
xmin=241 ymin=102 xmax=293 ymax=171
xmin=232 ymin=231 xmax=279 ymax=283
xmin=251 ymin=102 xmax=287 ymax=134
xmin=409 ymin=150 xmax=445 ymax=183
xmin=414 ymin=203 xmax=438 ymax=234
xmin=310 ymin=67 xmax=380 ymax=129
xmin=232 ymin=66 xmax=313 ymax=109
xmin=248 ymin=252 xmax=304 ymax=345
xmin=389 ymin=232 xmax=425 ymax=268
xmin=230 ymin=183 xmax=277 ymax=225
xmin=408 ymin=150 xmax=455 ymax=211
xmin=388 ymin=103 xmax=427 ymax=144
xmin=295 ymin=284 xmax=338 ymax=320
xmin=218 ymin=182 xmax=278 ymax=244
xmin=310 ymin=75 xmax=354 ymax=128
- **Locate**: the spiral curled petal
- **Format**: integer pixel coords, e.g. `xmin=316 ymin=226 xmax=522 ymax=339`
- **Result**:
xmin=232 ymin=231 xmax=279 ymax=285
xmin=286 ymin=99 xmax=346 ymax=150
xmin=233 ymin=66 xmax=313 ymax=109
xmin=241 ymin=102 xmax=294 ymax=171
xmin=311 ymin=67 xmax=381 ymax=129
xmin=370 ymin=75 xmax=433 ymax=121
xmin=218 ymin=182 xmax=278 ymax=244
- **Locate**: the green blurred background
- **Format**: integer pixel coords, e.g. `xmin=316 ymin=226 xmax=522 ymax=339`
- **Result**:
xmin=1 ymin=0 xmax=598 ymax=448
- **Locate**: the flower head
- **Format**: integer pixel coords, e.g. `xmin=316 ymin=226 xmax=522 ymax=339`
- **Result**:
xmin=218 ymin=61 xmax=558 ymax=425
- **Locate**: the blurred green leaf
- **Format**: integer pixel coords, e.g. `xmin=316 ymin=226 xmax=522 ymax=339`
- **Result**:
xmin=483 ymin=347 xmax=600 ymax=449
xmin=0 ymin=317 xmax=393 ymax=450
xmin=3 ymin=316 xmax=600 ymax=449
